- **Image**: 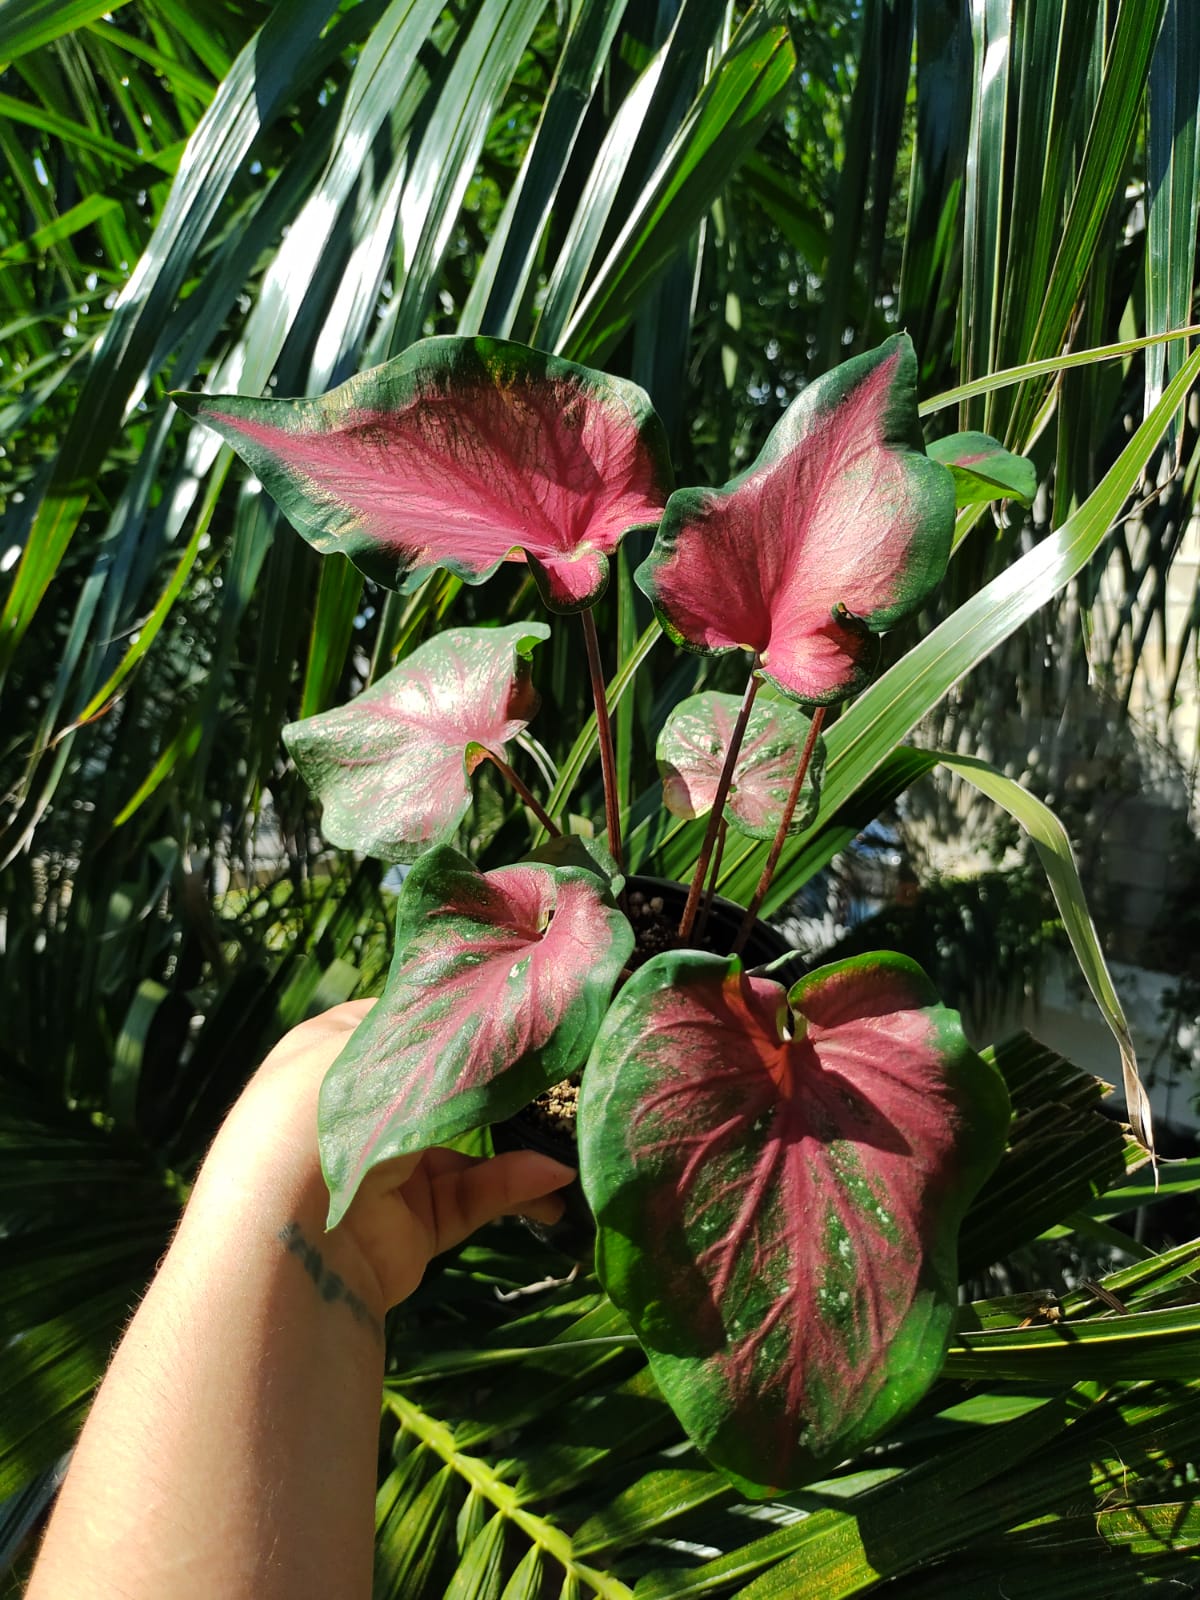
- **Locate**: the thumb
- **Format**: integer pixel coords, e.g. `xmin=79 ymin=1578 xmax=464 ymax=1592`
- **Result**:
xmin=435 ymin=1151 xmax=576 ymax=1249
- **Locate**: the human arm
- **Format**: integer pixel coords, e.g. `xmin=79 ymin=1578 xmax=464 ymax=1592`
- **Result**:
xmin=26 ymin=1001 xmax=574 ymax=1600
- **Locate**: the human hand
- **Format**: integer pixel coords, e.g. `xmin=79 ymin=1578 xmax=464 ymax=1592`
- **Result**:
xmin=204 ymin=1000 xmax=576 ymax=1316
xmin=29 ymin=1000 xmax=572 ymax=1600
xmin=339 ymin=1142 xmax=575 ymax=1308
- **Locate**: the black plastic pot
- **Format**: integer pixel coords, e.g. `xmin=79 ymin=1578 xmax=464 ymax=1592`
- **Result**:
xmin=628 ymin=874 xmax=806 ymax=987
xmin=493 ymin=875 xmax=805 ymax=1259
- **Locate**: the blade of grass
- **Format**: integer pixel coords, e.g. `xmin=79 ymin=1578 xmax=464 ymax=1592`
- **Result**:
xmin=0 ymin=0 xmax=345 ymax=678
xmin=936 ymin=751 xmax=1153 ymax=1157
xmin=560 ymin=20 xmax=795 ymax=364
xmin=460 ymin=0 xmax=631 ymax=337
xmin=1145 ymin=0 xmax=1200 ymax=442
xmin=0 ymin=0 xmax=134 ymax=63
xmin=920 ymin=324 xmax=1200 ymax=416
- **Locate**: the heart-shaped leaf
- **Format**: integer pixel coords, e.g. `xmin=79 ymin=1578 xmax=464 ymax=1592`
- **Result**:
xmin=577 ymin=950 xmax=1009 ymax=1490
xmin=172 ymin=337 xmax=673 ymax=611
xmin=635 ymin=335 xmax=955 ymax=704
xmin=657 ymin=690 xmax=826 ymax=840
xmin=283 ymin=623 xmax=550 ymax=863
xmin=320 ymin=847 xmax=634 ymax=1226
xmin=927 ymin=431 xmax=1037 ymax=508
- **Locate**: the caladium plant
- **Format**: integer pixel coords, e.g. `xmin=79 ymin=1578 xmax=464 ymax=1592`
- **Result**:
xmin=173 ymin=331 xmax=1029 ymax=1492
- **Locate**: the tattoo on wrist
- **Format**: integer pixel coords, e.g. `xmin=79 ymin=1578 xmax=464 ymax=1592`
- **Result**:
xmin=278 ymin=1222 xmax=384 ymax=1343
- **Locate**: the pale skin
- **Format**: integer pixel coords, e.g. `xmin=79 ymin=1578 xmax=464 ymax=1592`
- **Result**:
xmin=26 ymin=1000 xmax=575 ymax=1600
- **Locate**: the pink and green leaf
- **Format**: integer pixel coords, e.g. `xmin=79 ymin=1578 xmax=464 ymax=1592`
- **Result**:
xmin=927 ymin=431 xmax=1037 ymax=508
xmin=171 ymin=337 xmax=673 ymax=612
xmin=577 ymin=950 xmax=1009 ymax=1490
xmin=284 ymin=623 xmax=550 ymax=863
xmin=657 ymin=690 xmax=826 ymax=840
xmin=320 ymin=846 xmax=634 ymax=1227
xmin=635 ymin=335 xmax=956 ymax=704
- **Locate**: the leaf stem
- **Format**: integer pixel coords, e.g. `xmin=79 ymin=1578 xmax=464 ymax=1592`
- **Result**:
xmin=481 ymin=751 xmax=561 ymax=838
xmin=533 ymin=621 xmax=659 ymax=846
xmin=695 ymin=817 xmax=727 ymax=944
xmin=678 ymin=665 xmax=761 ymax=944
xmin=580 ymin=607 xmax=623 ymax=871
xmin=733 ymin=705 xmax=826 ymax=951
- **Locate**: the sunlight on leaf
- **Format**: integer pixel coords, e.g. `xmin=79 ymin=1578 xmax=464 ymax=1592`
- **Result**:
xmin=321 ymin=847 xmax=633 ymax=1226
xmin=657 ymin=690 xmax=825 ymax=840
xmin=285 ymin=623 xmax=550 ymax=863
xmin=635 ymin=335 xmax=955 ymax=705
xmin=172 ymin=337 xmax=673 ymax=611
xmin=579 ymin=949 xmax=1009 ymax=1489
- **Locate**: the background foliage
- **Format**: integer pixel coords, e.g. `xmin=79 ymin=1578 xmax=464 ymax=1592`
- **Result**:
xmin=2 ymin=0 xmax=1200 ymax=1591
